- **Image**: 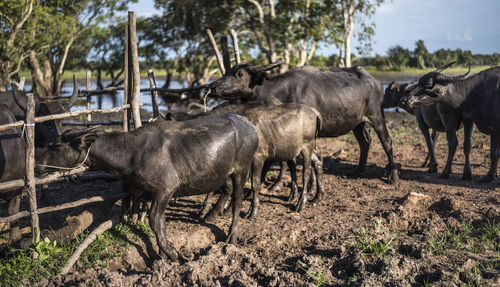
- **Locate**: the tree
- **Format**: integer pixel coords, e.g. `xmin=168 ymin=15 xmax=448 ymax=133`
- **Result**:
xmin=413 ymin=39 xmax=430 ymax=69
xmin=387 ymin=45 xmax=410 ymax=70
xmin=336 ymin=0 xmax=384 ymax=68
xmin=0 ymin=0 xmax=34 ymax=91
xmin=26 ymin=0 xmax=132 ymax=97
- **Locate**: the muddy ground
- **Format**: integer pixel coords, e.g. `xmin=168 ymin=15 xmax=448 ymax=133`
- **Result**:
xmin=3 ymin=110 xmax=500 ymax=286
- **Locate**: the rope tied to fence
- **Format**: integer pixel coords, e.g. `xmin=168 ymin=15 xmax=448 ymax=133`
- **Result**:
xmin=21 ymin=122 xmax=35 ymax=138
xmin=203 ymin=89 xmax=211 ymax=112
xmin=36 ymin=147 xmax=91 ymax=171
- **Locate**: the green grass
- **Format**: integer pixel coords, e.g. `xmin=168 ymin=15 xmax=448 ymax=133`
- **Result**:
xmin=300 ymin=259 xmax=332 ymax=287
xmin=18 ymin=68 xmax=175 ymax=82
xmin=357 ymin=236 xmax=395 ymax=258
xmin=0 ymin=220 xmax=151 ymax=287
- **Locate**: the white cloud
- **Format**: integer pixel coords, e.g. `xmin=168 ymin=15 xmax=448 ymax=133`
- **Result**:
xmin=447 ymin=30 xmax=473 ymax=42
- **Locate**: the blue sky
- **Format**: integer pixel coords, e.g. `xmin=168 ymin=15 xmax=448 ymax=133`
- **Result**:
xmin=128 ymin=0 xmax=500 ymax=57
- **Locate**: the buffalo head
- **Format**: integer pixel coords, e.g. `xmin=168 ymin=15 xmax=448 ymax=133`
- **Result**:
xmin=207 ymin=60 xmax=284 ymax=99
xmin=12 ymin=75 xmax=79 ymax=147
xmin=400 ymin=62 xmax=471 ymax=108
xmin=383 ymin=81 xmax=408 ymax=109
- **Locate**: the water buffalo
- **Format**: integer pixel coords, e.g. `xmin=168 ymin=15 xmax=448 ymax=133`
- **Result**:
xmin=167 ymin=100 xmax=324 ymax=216
xmin=207 ymin=62 xmax=399 ymax=183
xmin=401 ymin=62 xmax=500 ymax=182
xmin=384 ymin=82 xmax=474 ymax=179
xmin=37 ymin=114 xmax=259 ymax=261
xmin=0 ymin=106 xmax=25 ymax=242
xmin=2 ymin=76 xmax=79 ymax=148
xmin=0 ymin=78 xmax=79 ymax=242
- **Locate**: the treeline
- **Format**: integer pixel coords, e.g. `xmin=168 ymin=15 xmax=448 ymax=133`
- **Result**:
xmin=1 ymin=1 xmax=499 ymax=98
xmin=307 ymin=40 xmax=500 ymax=70
xmin=357 ymin=40 xmax=500 ymax=70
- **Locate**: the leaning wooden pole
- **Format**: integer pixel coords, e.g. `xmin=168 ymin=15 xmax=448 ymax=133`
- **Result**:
xmin=229 ymin=29 xmax=241 ymax=64
xmin=147 ymin=69 xmax=160 ymax=118
xmin=206 ymin=29 xmax=225 ymax=75
xmin=123 ymin=24 xmax=129 ymax=132
xmin=220 ymin=36 xmax=231 ymax=72
xmin=86 ymin=70 xmax=92 ymax=122
xmin=128 ymin=11 xmax=142 ymax=129
xmin=25 ymin=93 xmax=40 ymax=244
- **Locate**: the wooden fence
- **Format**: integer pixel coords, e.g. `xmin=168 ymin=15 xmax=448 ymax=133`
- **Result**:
xmin=0 ymin=11 xmax=143 ymax=245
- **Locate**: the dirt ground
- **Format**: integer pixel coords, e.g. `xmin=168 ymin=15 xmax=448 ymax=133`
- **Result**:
xmin=4 ymin=110 xmax=500 ymax=286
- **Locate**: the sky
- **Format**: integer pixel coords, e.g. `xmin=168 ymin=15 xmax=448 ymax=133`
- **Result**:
xmin=128 ymin=0 xmax=500 ymax=57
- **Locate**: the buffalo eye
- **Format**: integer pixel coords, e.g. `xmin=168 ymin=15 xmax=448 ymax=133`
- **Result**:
xmin=237 ymin=71 xmax=243 ymax=78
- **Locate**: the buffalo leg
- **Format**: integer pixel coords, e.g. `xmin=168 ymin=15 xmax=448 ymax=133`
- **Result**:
xmin=479 ymin=132 xmax=499 ymax=183
xmin=227 ymin=172 xmax=246 ymax=244
xmin=438 ymin=110 xmax=460 ymax=178
xmin=416 ymin=112 xmax=438 ymax=172
xmin=199 ymin=192 xmax=216 ymax=219
xmin=310 ymin=152 xmax=324 ymax=203
xmin=287 ymin=159 xmax=299 ymax=203
xmin=150 ymin=193 xmax=178 ymax=261
xmin=370 ymin=115 xmax=399 ymax=183
xmin=461 ymin=119 xmax=473 ymax=180
xmin=247 ymin=158 xmax=264 ymax=219
xmin=352 ymin=122 xmax=372 ymax=175
xmin=8 ymin=193 xmax=22 ymax=242
xmin=269 ymin=161 xmax=288 ymax=193
xmin=295 ymin=146 xmax=313 ymax=212
xmin=205 ymin=179 xmax=233 ymax=220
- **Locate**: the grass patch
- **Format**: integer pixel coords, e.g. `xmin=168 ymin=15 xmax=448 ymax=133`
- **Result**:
xmin=0 ymin=220 xmax=151 ymax=287
xmin=357 ymin=236 xmax=395 ymax=258
xmin=300 ymin=259 xmax=332 ymax=287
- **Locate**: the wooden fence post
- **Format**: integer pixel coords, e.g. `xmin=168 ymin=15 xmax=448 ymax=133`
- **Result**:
xmin=86 ymin=71 xmax=92 ymax=122
xmin=25 ymin=93 xmax=40 ymax=244
xmin=128 ymin=11 xmax=142 ymax=129
xmin=220 ymin=36 xmax=231 ymax=72
xmin=147 ymin=69 xmax=159 ymax=118
xmin=123 ymin=24 xmax=129 ymax=132
xmin=229 ymin=29 xmax=241 ymax=64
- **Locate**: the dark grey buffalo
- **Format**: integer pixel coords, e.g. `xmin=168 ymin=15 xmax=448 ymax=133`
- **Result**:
xmin=208 ymin=62 xmax=399 ymax=183
xmin=1 ymin=76 xmax=79 ymax=148
xmin=384 ymin=82 xmax=474 ymax=179
xmin=168 ymin=100 xmax=324 ymax=215
xmin=0 ymin=106 xmax=25 ymax=242
xmin=0 ymin=78 xmax=78 ymax=242
xmin=37 ymin=114 xmax=259 ymax=261
xmin=401 ymin=62 xmax=500 ymax=182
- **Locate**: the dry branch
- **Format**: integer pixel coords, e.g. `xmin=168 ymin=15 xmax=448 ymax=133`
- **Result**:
xmin=206 ymin=29 xmax=225 ymax=75
xmin=129 ymin=12 xmax=142 ymax=129
xmin=60 ymin=215 xmax=121 ymax=274
xmin=0 ymin=120 xmax=24 ymax=132
xmin=25 ymin=93 xmax=40 ymax=244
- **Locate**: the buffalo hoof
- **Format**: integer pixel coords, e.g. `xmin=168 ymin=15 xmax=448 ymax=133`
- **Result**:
xmin=245 ymin=206 xmax=258 ymax=219
xmin=427 ymin=164 xmax=438 ymax=173
xmin=478 ymin=174 xmax=495 ymax=183
xmin=438 ymin=172 xmax=450 ymax=179
xmin=226 ymin=229 xmax=239 ymax=245
xmin=160 ymin=249 xmax=179 ymax=262
xmin=461 ymin=172 xmax=472 ymax=181
xmin=387 ymin=169 xmax=399 ymax=184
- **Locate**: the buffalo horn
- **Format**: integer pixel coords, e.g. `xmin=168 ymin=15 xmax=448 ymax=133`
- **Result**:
xmin=435 ymin=61 xmax=456 ymax=73
xmin=435 ymin=65 xmax=471 ymax=84
xmin=249 ymin=59 xmax=285 ymax=73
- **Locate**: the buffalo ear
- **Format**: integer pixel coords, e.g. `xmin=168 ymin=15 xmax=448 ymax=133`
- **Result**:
xmin=388 ymin=81 xmax=395 ymax=90
xmin=398 ymin=83 xmax=408 ymax=92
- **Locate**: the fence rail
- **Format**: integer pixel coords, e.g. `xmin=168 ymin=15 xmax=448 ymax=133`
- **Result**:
xmin=0 ymin=11 xmax=144 ymax=246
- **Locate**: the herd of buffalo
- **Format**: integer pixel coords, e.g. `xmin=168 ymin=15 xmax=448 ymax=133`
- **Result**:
xmin=1 ymin=60 xmax=499 ymax=262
